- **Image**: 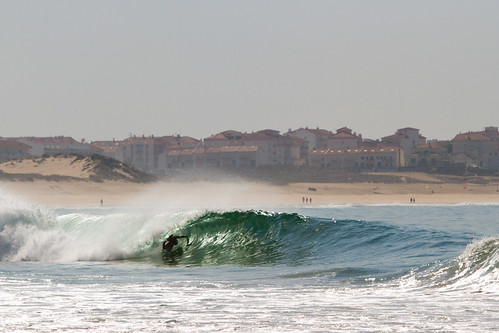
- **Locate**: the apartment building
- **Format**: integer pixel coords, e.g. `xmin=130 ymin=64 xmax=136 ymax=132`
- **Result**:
xmin=204 ymin=130 xmax=306 ymax=166
xmin=18 ymin=136 xmax=96 ymax=156
xmin=309 ymin=146 xmax=403 ymax=172
xmin=121 ymin=135 xmax=202 ymax=173
xmin=285 ymin=127 xmax=332 ymax=151
xmin=381 ymin=128 xmax=426 ymax=167
xmin=327 ymin=127 xmax=362 ymax=149
xmin=452 ymin=126 xmax=499 ymax=170
xmin=408 ymin=142 xmax=451 ymax=168
xmin=91 ymin=140 xmax=125 ymax=162
xmin=158 ymin=145 xmax=263 ymax=171
xmin=0 ymin=139 xmax=30 ymax=162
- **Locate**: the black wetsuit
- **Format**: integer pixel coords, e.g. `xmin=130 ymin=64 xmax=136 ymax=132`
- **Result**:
xmin=162 ymin=235 xmax=187 ymax=252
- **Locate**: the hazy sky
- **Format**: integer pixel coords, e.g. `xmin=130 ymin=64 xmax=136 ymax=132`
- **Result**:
xmin=1 ymin=1 xmax=498 ymax=142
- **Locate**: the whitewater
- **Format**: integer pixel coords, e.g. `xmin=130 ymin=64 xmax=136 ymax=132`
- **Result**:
xmin=0 ymin=190 xmax=497 ymax=332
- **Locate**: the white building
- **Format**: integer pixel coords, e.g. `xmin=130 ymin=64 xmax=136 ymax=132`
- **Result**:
xmin=452 ymin=127 xmax=499 ymax=169
xmin=122 ymin=136 xmax=156 ymax=173
xmin=204 ymin=130 xmax=305 ymax=166
xmin=91 ymin=141 xmax=125 ymax=162
xmin=157 ymin=145 xmax=264 ymax=171
xmin=19 ymin=136 xmax=96 ymax=156
xmin=285 ymin=127 xmax=332 ymax=151
xmin=381 ymin=128 xmax=426 ymax=167
xmin=328 ymin=127 xmax=362 ymax=149
xmin=0 ymin=139 xmax=31 ymax=162
xmin=309 ymin=146 xmax=403 ymax=172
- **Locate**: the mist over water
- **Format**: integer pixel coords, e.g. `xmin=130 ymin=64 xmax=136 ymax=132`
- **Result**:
xmin=0 ymin=189 xmax=497 ymax=331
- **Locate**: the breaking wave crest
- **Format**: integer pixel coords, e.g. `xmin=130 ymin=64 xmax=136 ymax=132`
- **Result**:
xmin=399 ymin=237 xmax=498 ymax=292
xmin=0 ymin=199 xmax=497 ymax=292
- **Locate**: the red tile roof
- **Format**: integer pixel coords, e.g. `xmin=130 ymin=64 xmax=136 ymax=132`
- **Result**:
xmin=22 ymin=136 xmax=80 ymax=145
xmin=452 ymin=133 xmax=492 ymax=141
xmin=237 ymin=145 xmax=259 ymax=152
xmin=310 ymin=146 xmax=400 ymax=156
xmin=330 ymin=132 xmax=357 ymax=139
xmin=397 ymin=127 xmax=420 ymax=132
xmin=0 ymin=139 xmax=30 ymax=150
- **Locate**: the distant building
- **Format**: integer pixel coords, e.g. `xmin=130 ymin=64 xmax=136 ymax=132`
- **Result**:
xmin=451 ymin=126 xmax=499 ymax=170
xmin=285 ymin=127 xmax=332 ymax=151
xmin=158 ymin=145 xmax=264 ymax=171
xmin=18 ymin=136 xmax=96 ymax=156
xmin=381 ymin=127 xmax=426 ymax=167
xmin=121 ymin=136 xmax=156 ymax=173
xmin=285 ymin=126 xmax=363 ymax=151
xmin=327 ymin=127 xmax=362 ymax=149
xmin=91 ymin=140 xmax=125 ymax=162
xmin=122 ymin=135 xmax=202 ymax=173
xmin=408 ymin=141 xmax=451 ymax=168
xmin=204 ymin=129 xmax=305 ymax=166
xmin=309 ymin=146 xmax=403 ymax=172
xmin=203 ymin=130 xmax=244 ymax=148
xmin=0 ymin=139 xmax=31 ymax=162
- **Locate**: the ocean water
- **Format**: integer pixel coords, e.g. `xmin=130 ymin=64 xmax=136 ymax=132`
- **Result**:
xmin=0 ymin=191 xmax=498 ymax=332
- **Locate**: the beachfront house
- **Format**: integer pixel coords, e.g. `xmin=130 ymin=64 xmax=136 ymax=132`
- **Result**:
xmin=451 ymin=126 xmax=499 ymax=170
xmin=285 ymin=127 xmax=332 ymax=151
xmin=309 ymin=146 xmax=403 ymax=172
xmin=91 ymin=140 xmax=125 ymax=162
xmin=122 ymin=136 xmax=156 ymax=173
xmin=0 ymin=139 xmax=31 ymax=162
xmin=120 ymin=135 xmax=202 ymax=173
xmin=327 ymin=127 xmax=362 ymax=149
xmin=408 ymin=141 xmax=452 ymax=168
xmin=157 ymin=145 xmax=264 ymax=171
xmin=204 ymin=130 xmax=305 ymax=166
xmin=381 ymin=128 xmax=426 ymax=167
xmin=18 ymin=136 xmax=96 ymax=157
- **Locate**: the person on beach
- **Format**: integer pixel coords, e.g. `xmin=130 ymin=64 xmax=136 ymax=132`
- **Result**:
xmin=162 ymin=235 xmax=188 ymax=253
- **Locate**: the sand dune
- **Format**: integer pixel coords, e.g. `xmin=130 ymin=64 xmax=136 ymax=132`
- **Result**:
xmin=0 ymin=155 xmax=152 ymax=182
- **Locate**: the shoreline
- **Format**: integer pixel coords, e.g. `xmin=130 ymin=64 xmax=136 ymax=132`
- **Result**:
xmin=2 ymin=179 xmax=499 ymax=208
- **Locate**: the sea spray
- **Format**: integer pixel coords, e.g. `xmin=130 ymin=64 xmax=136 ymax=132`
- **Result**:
xmin=1 ymin=202 xmax=498 ymax=332
xmin=1 ymin=202 xmax=497 ymax=292
xmin=0 ymin=190 xmax=57 ymax=261
xmin=0 ymin=194 xmax=202 ymax=261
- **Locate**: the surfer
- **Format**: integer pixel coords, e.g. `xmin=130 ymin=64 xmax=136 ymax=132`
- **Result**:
xmin=162 ymin=235 xmax=188 ymax=253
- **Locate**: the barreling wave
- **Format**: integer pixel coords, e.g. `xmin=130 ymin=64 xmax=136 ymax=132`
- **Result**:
xmin=1 ymin=200 xmax=497 ymax=291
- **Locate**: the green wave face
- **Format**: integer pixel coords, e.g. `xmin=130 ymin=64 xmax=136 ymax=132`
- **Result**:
xmin=3 ymin=203 xmax=496 ymax=290
xmin=161 ymin=210 xmax=312 ymax=266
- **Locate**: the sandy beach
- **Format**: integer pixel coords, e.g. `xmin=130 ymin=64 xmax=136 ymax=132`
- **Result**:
xmin=1 ymin=156 xmax=499 ymax=207
xmin=2 ymin=179 xmax=499 ymax=208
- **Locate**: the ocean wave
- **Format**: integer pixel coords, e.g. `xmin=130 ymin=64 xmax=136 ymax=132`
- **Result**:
xmin=1 ymin=204 xmax=496 ymax=295
xmin=398 ymin=237 xmax=498 ymax=293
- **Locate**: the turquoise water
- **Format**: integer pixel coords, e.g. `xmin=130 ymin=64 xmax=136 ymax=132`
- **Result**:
xmin=0 ymin=192 xmax=497 ymax=331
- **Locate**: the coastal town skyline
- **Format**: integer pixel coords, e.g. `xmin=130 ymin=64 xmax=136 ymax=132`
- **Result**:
xmin=2 ymin=124 xmax=499 ymax=175
xmin=0 ymin=121 xmax=495 ymax=145
xmin=1 ymin=1 xmax=498 ymax=143
xmin=0 ymin=123 xmax=496 ymax=143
